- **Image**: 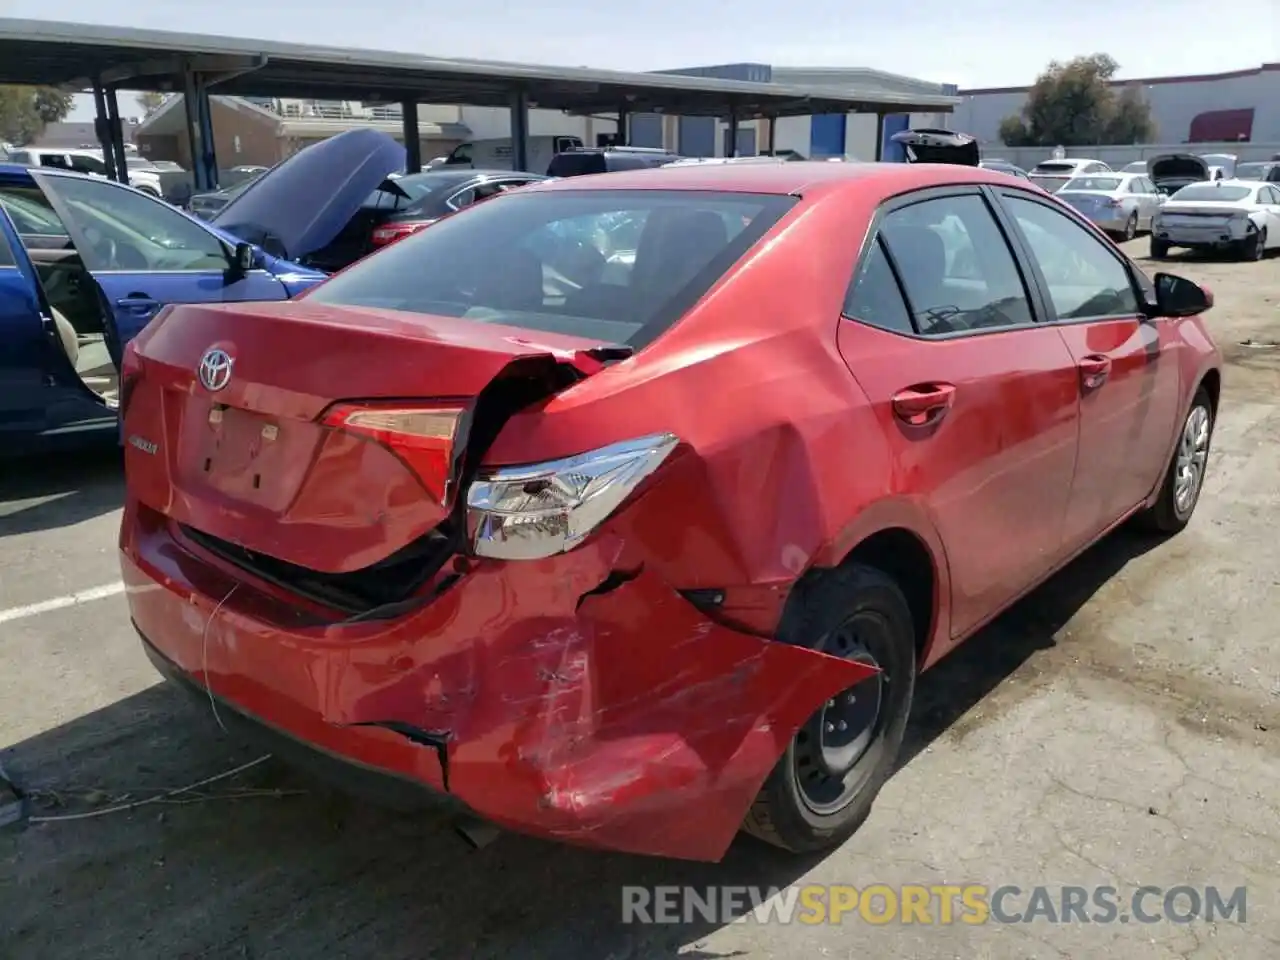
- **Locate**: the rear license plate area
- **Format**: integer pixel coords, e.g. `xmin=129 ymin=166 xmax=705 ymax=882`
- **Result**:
xmin=182 ymin=403 xmax=308 ymax=508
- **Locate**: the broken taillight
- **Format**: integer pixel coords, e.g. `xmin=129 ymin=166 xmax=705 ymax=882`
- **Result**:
xmin=321 ymin=403 xmax=464 ymax=504
xmin=118 ymin=342 xmax=144 ymax=421
xmin=465 ymin=433 xmax=679 ymax=560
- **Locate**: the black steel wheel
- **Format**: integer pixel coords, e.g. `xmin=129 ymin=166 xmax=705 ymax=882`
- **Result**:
xmin=743 ymin=563 xmax=917 ymax=854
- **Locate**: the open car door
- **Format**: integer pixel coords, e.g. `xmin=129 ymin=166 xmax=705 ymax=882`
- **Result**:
xmin=27 ymin=168 xmax=290 ymax=360
xmin=0 ymin=198 xmax=117 ymax=449
xmin=890 ymin=128 xmax=981 ymax=166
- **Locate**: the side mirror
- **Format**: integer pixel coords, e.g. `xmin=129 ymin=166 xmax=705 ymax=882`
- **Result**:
xmin=1153 ymin=272 xmax=1213 ymax=318
xmin=232 ymin=241 xmax=261 ymax=273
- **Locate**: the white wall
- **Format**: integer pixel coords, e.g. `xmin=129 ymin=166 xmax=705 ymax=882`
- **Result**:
xmin=458 ymin=106 xmax=610 ymax=143
xmin=953 ymin=66 xmax=1280 ymax=147
xmin=772 ymin=116 xmax=810 ymax=156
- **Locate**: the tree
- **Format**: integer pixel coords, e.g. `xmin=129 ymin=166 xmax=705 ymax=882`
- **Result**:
xmin=0 ymin=85 xmax=73 ymax=145
xmin=136 ymin=91 xmax=166 ymax=117
xmin=998 ymin=54 xmax=1157 ymax=147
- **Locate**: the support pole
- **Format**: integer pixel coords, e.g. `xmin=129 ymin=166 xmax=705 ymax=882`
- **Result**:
xmin=727 ymin=109 xmax=740 ymax=157
xmin=401 ymin=100 xmax=421 ymax=173
xmin=180 ymin=68 xmax=205 ymax=191
xmin=105 ymin=87 xmax=129 ymax=186
xmin=617 ymin=104 xmax=630 ymax=146
xmin=874 ymin=112 xmax=887 ymax=162
xmin=195 ymin=83 xmax=218 ymax=190
xmin=767 ymin=112 xmax=777 ymax=155
xmin=91 ymin=82 xmax=117 ymax=181
xmin=510 ymin=90 xmax=530 ymax=172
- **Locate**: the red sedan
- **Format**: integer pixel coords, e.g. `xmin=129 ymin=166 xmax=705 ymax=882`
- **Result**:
xmin=118 ymin=161 xmax=1221 ymax=862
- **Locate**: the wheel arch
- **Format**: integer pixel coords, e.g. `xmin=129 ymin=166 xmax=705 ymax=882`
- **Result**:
xmin=1198 ymin=366 xmax=1221 ymax=417
xmin=808 ymin=499 xmax=952 ymax=667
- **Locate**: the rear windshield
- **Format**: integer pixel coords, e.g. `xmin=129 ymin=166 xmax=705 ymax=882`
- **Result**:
xmin=306 ymin=189 xmax=795 ymax=349
xmin=1031 ymin=162 xmax=1077 ymax=174
xmin=1234 ymin=163 xmax=1274 ymax=181
xmin=1121 ymin=161 xmax=1146 ymax=173
xmin=1171 ymin=184 xmax=1251 ymax=202
xmin=1063 ymin=176 xmax=1121 ymax=192
xmin=1029 ymin=175 xmax=1066 ymax=193
xmin=546 ymin=153 xmax=607 ymax=177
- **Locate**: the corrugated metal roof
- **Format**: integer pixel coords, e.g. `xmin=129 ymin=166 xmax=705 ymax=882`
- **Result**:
xmin=0 ymin=18 xmax=959 ymax=117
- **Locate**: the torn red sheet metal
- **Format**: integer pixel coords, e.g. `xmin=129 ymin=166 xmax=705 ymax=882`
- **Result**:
xmin=123 ymin=510 xmax=875 ymax=861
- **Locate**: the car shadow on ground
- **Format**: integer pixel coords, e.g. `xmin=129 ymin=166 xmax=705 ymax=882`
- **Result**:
xmin=0 ymin=446 xmax=123 ymax=538
xmin=0 ymin=528 xmax=1165 ymax=960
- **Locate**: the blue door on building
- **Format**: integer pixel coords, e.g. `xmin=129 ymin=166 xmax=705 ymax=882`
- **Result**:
xmin=629 ymin=114 xmax=663 ymax=149
xmin=881 ymin=114 xmax=910 ymax=162
xmin=810 ymin=114 xmax=846 ymax=158
xmin=679 ymin=117 xmax=716 ymax=157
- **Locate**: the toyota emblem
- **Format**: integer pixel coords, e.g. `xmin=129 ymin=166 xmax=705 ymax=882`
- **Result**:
xmin=198 ymin=347 xmax=234 ymax=392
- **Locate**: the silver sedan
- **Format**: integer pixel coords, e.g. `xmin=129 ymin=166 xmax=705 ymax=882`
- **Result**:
xmin=1054 ymin=173 xmax=1163 ymax=240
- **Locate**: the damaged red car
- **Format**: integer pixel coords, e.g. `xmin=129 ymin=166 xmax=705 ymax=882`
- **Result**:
xmin=119 ymin=161 xmax=1222 ymax=862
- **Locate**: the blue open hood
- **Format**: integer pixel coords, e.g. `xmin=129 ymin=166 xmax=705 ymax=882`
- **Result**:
xmin=212 ymin=129 xmax=405 ymax=262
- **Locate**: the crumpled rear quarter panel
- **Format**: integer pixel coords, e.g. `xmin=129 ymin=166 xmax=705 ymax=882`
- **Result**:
xmin=123 ymin=505 xmax=876 ymax=861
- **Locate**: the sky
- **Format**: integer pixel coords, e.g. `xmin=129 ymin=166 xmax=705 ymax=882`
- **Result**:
xmin=8 ymin=0 xmax=1276 ymax=122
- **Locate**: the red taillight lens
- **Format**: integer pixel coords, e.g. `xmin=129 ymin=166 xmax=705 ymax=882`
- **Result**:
xmin=118 ymin=342 xmax=144 ymax=419
xmin=371 ymin=220 xmax=435 ymax=246
xmin=321 ymin=403 xmax=464 ymax=504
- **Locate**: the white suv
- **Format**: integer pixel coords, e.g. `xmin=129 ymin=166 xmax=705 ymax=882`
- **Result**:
xmin=6 ymin=147 xmax=166 ymax=198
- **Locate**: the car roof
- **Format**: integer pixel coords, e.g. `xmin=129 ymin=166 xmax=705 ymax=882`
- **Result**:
xmin=398 ymin=168 xmax=543 ymax=184
xmin=1034 ymin=158 xmax=1100 ymax=167
xmin=524 ymin=160 xmax=1040 ymax=198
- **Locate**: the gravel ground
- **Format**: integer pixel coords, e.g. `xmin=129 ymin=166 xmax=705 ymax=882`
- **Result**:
xmin=2 ymin=239 xmax=1278 ymax=959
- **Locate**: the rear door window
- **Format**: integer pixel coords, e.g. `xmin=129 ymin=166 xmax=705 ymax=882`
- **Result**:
xmin=0 ymin=185 xmax=71 ymax=241
xmin=546 ymin=153 xmax=607 ymax=177
xmin=843 ymin=237 xmax=913 ymax=335
xmin=306 ymin=188 xmax=795 ymax=348
xmin=875 ymin=193 xmax=1035 ymax=335
xmin=68 ymin=155 xmax=108 ymax=176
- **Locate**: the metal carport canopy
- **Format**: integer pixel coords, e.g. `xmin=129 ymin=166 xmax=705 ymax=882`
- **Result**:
xmin=0 ymin=18 xmax=960 ymax=118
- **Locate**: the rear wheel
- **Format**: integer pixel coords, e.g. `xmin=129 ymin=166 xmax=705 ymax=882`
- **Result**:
xmin=1149 ymin=237 xmax=1169 ymax=260
xmin=1241 ymin=227 xmax=1267 ymax=261
xmin=1122 ymin=212 xmax=1138 ymax=242
xmin=742 ymin=564 xmax=917 ymax=853
xmin=1134 ymin=388 xmax=1214 ymax=535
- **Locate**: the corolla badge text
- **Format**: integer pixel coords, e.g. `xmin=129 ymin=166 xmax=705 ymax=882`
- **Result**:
xmin=198 ymin=347 xmax=234 ymax=392
xmin=128 ymin=435 xmax=158 ymax=455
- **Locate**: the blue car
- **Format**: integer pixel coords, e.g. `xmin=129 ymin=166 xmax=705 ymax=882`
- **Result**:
xmin=0 ymin=129 xmax=406 ymax=455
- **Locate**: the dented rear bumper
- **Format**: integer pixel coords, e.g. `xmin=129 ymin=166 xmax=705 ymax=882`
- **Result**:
xmin=121 ymin=498 xmax=875 ymax=862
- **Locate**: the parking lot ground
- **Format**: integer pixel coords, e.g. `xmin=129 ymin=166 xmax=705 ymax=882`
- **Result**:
xmin=2 ymin=240 xmax=1279 ymax=960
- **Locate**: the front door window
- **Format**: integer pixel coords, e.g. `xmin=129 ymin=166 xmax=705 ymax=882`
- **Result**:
xmin=40 ymin=174 xmax=230 ymax=272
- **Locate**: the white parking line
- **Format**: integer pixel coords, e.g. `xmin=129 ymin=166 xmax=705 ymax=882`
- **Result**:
xmin=0 ymin=581 xmax=126 ymax=625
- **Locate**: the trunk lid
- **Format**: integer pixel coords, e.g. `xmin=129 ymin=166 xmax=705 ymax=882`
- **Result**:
xmin=1057 ymin=190 xmax=1121 ymax=213
xmin=212 ymin=129 xmax=405 ymax=263
xmin=889 ymin=128 xmax=980 ymax=166
xmin=1150 ymin=154 xmax=1209 ymax=193
xmin=1155 ymin=201 xmax=1245 ymax=228
xmin=122 ymin=300 xmax=613 ymax=575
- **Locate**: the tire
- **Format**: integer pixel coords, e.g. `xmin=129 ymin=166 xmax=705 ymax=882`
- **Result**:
xmin=1149 ymin=237 xmax=1169 ymax=260
xmin=1122 ymin=212 xmax=1138 ymax=242
xmin=1134 ymin=387 xmax=1214 ymax=535
xmin=742 ymin=563 xmax=917 ymax=853
xmin=1245 ymin=227 xmax=1267 ymax=261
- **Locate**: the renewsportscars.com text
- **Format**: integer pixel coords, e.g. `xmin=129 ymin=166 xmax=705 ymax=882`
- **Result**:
xmin=621 ymin=884 xmax=1248 ymax=925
